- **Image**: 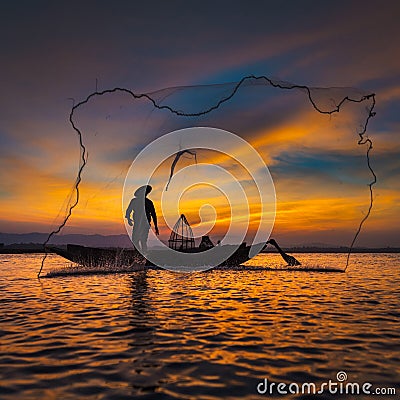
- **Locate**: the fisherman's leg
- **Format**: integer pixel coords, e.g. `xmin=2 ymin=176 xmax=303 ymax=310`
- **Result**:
xmin=141 ymin=228 xmax=150 ymax=253
xmin=132 ymin=229 xmax=141 ymax=252
xmin=141 ymin=239 xmax=147 ymax=253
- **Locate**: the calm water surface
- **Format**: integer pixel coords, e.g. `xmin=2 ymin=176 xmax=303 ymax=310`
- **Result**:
xmin=1 ymin=253 xmax=399 ymax=399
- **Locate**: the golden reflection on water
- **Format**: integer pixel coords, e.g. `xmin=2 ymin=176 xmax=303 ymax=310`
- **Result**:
xmin=0 ymin=253 xmax=399 ymax=399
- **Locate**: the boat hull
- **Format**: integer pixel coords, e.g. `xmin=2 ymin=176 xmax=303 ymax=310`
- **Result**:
xmin=49 ymin=244 xmax=345 ymax=274
xmin=50 ymin=243 xmax=251 ymax=269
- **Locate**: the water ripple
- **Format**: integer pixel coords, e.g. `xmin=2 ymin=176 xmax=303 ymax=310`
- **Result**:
xmin=0 ymin=253 xmax=399 ymax=399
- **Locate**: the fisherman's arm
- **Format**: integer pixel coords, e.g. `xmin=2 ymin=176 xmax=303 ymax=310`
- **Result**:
xmin=125 ymin=200 xmax=134 ymax=226
xmin=150 ymin=202 xmax=159 ymax=235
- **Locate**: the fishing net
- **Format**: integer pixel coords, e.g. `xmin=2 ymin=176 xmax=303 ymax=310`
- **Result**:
xmin=38 ymin=75 xmax=375 ymax=276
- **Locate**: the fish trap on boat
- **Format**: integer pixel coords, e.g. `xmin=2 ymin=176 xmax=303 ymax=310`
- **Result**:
xmin=168 ymin=214 xmax=195 ymax=251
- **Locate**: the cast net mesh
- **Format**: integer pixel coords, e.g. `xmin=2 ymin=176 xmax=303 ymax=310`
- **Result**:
xmin=39 ymin=75 xmax=376 ymax=276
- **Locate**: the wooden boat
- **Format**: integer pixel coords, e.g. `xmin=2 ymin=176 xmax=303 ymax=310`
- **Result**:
xmin=50 ymin=242 xmax=251 ymax=270
xmin=49 ymin=243 xmax=345 ymax=275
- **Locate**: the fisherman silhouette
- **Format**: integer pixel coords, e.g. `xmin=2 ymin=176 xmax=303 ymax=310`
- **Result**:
xmin=125 ymin=185 xmax=159 ymax=253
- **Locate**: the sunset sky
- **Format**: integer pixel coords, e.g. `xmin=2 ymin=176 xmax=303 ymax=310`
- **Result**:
xmin=1 ymin=0 xmax=399 ymax=247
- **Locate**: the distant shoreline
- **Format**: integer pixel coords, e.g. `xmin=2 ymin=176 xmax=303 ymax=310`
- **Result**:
xmin=1 ymin=246 xmax=399 ymax=254
xmin=261 ymin=247 xmax=400 ymax=254
xmin=0 ymin=249 xmax=47 ymax=254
